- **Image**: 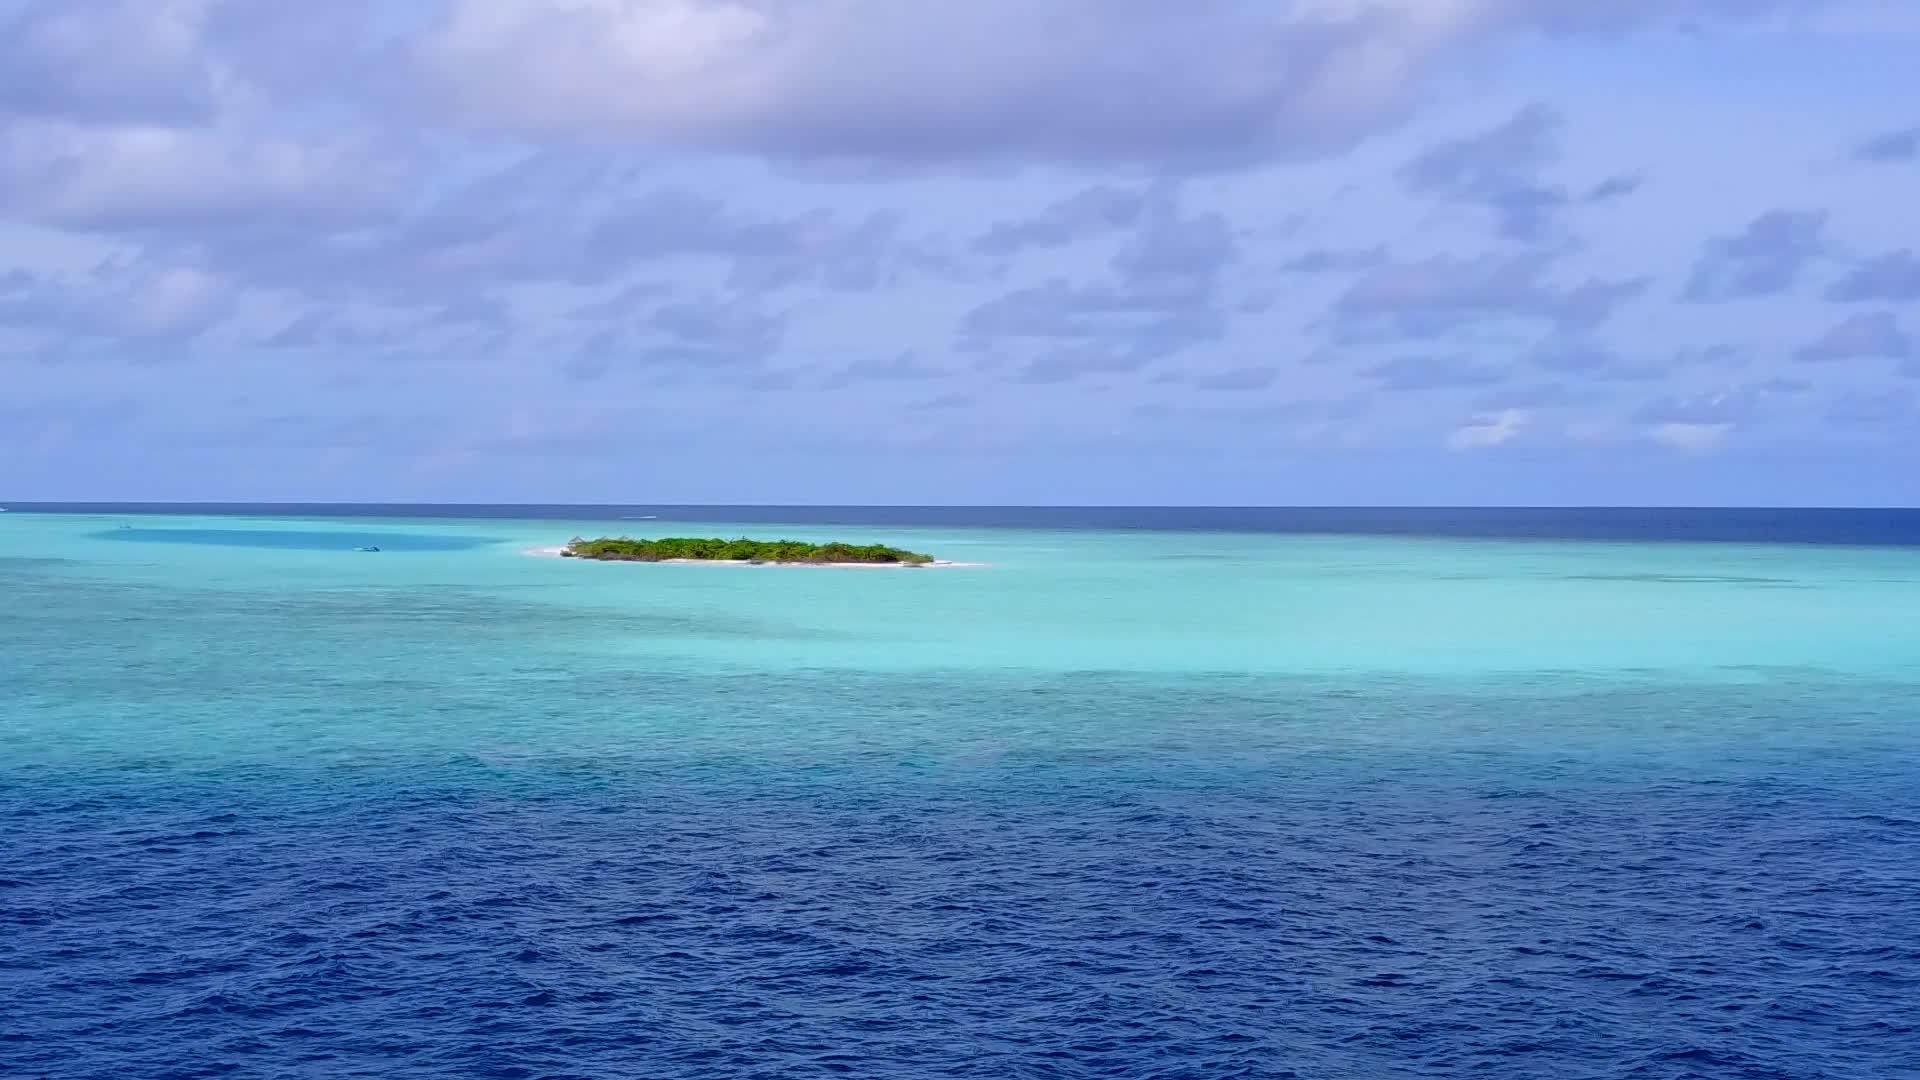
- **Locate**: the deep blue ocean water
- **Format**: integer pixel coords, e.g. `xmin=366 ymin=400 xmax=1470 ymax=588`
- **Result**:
xmin=3 ymin=507 xmax=1917 ymax=1079
xmin=15 ymin=503 xmax=1920 ymax=545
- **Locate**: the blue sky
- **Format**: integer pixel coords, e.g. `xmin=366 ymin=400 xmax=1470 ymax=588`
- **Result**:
xmin=2 ymin=0 xmax=1918 ymax=505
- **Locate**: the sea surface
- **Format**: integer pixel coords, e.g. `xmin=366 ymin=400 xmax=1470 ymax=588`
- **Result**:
xmin=2 ymin=506 xmax=1917 ymax=1079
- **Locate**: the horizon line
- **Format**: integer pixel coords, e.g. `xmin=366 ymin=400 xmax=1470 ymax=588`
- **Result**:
xmin=5 ymin=502 xmax=1919 ymax=512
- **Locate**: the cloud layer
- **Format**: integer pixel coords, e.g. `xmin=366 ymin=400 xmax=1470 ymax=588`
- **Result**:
xmin=2 ymin=0 xmax=1917 ymax=502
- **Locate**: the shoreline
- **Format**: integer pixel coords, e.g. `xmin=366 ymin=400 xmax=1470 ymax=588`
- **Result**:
xmin=522 ymin=546 xmax=984 ymax=568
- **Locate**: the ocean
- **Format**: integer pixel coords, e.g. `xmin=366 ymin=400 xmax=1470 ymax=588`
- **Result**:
xmin=2 ymin=506 xmax=1916 ymax=1079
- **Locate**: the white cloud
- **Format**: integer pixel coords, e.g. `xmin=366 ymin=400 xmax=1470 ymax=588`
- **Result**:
xmin=1447 ymin=408 xmax=1528 ymax=450
xmin=0 ymin=120 xmax=394 ymax=232
xmin=409 ymin=1 xmax=1805 ymax=164
xmin=411 ymin=0 xmax=1517 ymax=163
xmin=0 ymin=260 xmax=232 ymax=343
xmin=120 ymin=265 xmax=226 ymax=338
xmin=1648 ymin=421 xmax=1731 ymax=452
xmin=0 ymin=0 xmax=231 ymax=125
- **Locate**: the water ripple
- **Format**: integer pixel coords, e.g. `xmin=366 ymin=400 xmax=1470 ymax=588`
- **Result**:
xmin=2 ymin=769 xmax=1914 ymax=1079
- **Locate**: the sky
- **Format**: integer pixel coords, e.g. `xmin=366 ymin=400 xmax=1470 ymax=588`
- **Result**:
xmin=2 ymin=0 xmax=1918 ymax=506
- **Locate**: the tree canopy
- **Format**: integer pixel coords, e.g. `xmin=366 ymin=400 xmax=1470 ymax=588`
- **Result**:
xmin=562 ymin=537 xmax=935 ymax=564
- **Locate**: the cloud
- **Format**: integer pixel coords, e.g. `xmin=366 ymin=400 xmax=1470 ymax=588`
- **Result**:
xmin=964 ymin=194 xmax=1238 ymax=380
xmin=1399 ymin=104 xmax=1571 ymax=241
xmin=1474 ymin=382 xmax=1606 ymax=410
xmin=1585 ymin=174 xmax=1643 ymax=202
xmin=0 ymin=118 xmax=397 ymax=235
xmin=1526 ymin=339 xmax=1662 ymax=381
xmin=1682 ymin=209 xmax=1827 ymax=302
xmin=259 ymin=309 xmax=400 ymax=351
xmin=0 ymin=0 xmax=227 ymax=127
xmin=648 ymin=294 xmax=785 ymax=360
xmin=431 ymin=295 xmax=517 ymax=337
xmin=1005 ymin=305 xmax=1228 ymax=384
xmin=0 ymin=2 xmax=403 ymax=132
xmin=593 ymin=188 xmax=915 ymax=291
xmin=1186 ymin=366 xmax=1279 ymax=391
xmin=0 ymin=3 xmax=399 ymax=235
xmin=909 ymin=391 xmax=975 ymax=411
xmin=1795 ymin=311 xmax=1914 ymax=363
xmin=1362 ymin=355 xmax=1506 ymax=391
xmin=1014 ymin=342 xmax=1167 ymax=384
xmin=409 ymin=1 xmax=1799 ymax=168
xmin=250 ymin=165 xmax=917 ymax=303
xmin=567 ymin=292 xmax=786 ymax=380
xmin=1109 ymin=201 xmax=1238 ymax=304
xmin=1825 ymin=249 xmax=1920 ymax=303
xmin=4 ymin=0 xmax=1913 ymax=501
xmin=965 ymin=279 xmax=1169 ymax=341
xmin=1826 ymin=389 xmax=1916 ymax=424
xmin=1335 ymin=253 xmax=1646 ymax=339
xmin=973 ymin=184 xmax=1158 ymax=254
xmin=1671 ymin=343 xmax=1750 ymax=370
xmin=1852 ymin=126 xmax=1920 ymax=164
xmin=1447 ymin=408 xmax=1528 ymax=450
xmin=1632 ymin=381 xmax=1803 ymax=434
xmin=820 ymin=351 xmax=953 ymax=387
xmin=411 ymin=1 xmax=1478 ymax=166
xmin=1280 ymin=246 xmax=1387 ymax=274
xmin=0 ymin=261 xmax=230 ymax=346
xmin=1648 ymin=422 xmax=1730 ymax=452
xmin=119 ymin=153 xmax=933 ymax=328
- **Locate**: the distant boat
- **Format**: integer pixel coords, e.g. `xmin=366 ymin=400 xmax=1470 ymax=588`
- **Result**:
xmin=354 ymin=546 xmax=381 ymax=552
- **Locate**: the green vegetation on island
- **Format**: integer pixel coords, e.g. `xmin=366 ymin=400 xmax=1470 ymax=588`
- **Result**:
xmin=562 ymin=536 xmax=936 ymax=565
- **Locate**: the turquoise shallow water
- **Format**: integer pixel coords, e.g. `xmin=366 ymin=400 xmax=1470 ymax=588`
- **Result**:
xmin=3 ymin=510 xmax=1918 ymax=1078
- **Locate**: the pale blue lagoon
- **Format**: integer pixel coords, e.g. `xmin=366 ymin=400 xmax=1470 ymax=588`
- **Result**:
xmin=2 ymin=508 xmax=1916 ymax=1078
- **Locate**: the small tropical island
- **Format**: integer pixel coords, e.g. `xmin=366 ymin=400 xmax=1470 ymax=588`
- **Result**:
xmin=560 ymin=536 xmax=938 ymax=565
